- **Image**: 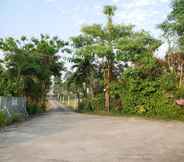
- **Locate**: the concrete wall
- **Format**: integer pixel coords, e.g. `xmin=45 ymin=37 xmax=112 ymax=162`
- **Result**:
xmin=0 ymin=96 xmax=28 ymax=119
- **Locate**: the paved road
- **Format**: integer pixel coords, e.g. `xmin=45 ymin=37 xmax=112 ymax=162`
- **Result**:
xmin=0 ymin=100 xmax=184 ymax=162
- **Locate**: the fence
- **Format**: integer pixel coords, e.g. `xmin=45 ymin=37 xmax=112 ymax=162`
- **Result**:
xmin=0 ymin=96 xmax=28 ymax=119
xmin=58 ymin=94 xmax=78 ymax=110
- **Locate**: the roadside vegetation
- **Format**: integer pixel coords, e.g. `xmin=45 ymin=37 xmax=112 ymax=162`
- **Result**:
xmin=0 ymin=111 xmax=25 ymax=127
xmin=58 ymin=1 xmax=184 ymax=121
xmin=1 ymin=0 xmax=184 ymax=126
xmin=0 ymin=35 xmax=66 ymax=126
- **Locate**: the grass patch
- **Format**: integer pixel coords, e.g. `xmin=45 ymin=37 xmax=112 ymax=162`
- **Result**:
xmin=80 ymin=108 xmax=184 ymax=122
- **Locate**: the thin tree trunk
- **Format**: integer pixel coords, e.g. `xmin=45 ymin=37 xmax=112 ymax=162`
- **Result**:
xmin=104 ymin=66 xmax=111 ymax=112
xmin=179 ymin=65 xmax=183 ymax=88
xmin=96 ymin=100 xmax=99 ymax=112
xmin=16 ymin=68 xmax=21 ymax=96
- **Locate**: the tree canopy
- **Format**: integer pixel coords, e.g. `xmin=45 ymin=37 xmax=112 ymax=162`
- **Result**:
xmin=1 ymin=3 xmax=184 ymax=121
xmin=0 ymin=35 xmax=65 ymax=109
xmin=69 ymin=5 xmax=161 ymax=112
xmin=160 ymin=0 xmax=184 ymax=51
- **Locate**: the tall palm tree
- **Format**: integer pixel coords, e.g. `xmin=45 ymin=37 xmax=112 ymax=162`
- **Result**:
xmin=103 ymin=5 xmax=117 ymax=32
xmin=69 ymin=56 xmax=96 ymax=98
xmin=103 ymin=5 xmax=117 ymax=112
xmin=71 ymin=5 xmax=161 ymax=112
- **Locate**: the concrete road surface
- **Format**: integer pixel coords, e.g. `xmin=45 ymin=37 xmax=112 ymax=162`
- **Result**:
xmin=0 ymin=99 xmax=184 ymax=162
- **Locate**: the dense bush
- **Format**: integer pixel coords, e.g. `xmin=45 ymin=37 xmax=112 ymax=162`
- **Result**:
xmin=27 ymin=104 xmax=44 ymax=115
xmin=160 ymin=72 xmax=177 ymax=92
xmin=76 ymin=60 xmax=184 ymax=120
xmin=109 ymin=64 xmax=184 ymax=120
xmin=174 ymin=87 xmax=184 ymax=99
xmin=78 ymin=94 xmax=104 ymax=112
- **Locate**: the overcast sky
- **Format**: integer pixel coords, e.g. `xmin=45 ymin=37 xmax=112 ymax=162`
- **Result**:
xmin=0 ymin=0 xmax=171 ymax=57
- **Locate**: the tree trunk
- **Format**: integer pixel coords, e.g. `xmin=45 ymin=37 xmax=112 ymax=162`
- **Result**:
xmin=16 ymin=68 xmax=22 ymax=96
xmin=104 ymin=83 xmax=110 ymax=112
xmin=104 ymin=65 xmax=112 ymax=112
xmin=179 ymin=65 xmax=183 ymax=88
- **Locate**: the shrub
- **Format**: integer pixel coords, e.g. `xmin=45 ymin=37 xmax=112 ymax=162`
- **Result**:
xmin=174 ymin=87 xmax=184 ymax=99
xmin=0 ymin=111 xmax=26 ymax=127
xmin=160 ymin=72 xmax=177 ymax=92
xmin=27 ymin=104 xmax=44 ymax=115
xmin=0 ymin=111 xmax=7 ymax=127
xmin=78 ymin=99 xmax=94 ymax=112
xmin=140 ymin=93 xmax=184 ymax=120
xmin=108 ymin=65 xmax=184 ymax=120
xmin=9 ymin=113 xmax=25 ymax=123
xmin=78 ymin=94 xmax=104 ymax=113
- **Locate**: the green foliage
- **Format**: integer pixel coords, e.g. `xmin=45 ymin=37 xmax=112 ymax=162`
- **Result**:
xmin=1 ymin=3 xmax=183 ymax=122
xmin=78 ymin=94 xmax=104 ymax=113
xmin=109 ymin=61 xmax=184 ymax=120
xmin=160 ymin=0 xmax=184 ymax=50
xmin=0 ymin=34 xmax=65 ymax=110
xmin=69 ymin=5 xmax=160 ymax=112
xmin=8 ymin=113 xmax=25 ymax=123
xmin=78 ymin=99 xmax=94 ymax=113
xmin=103 ymin=5 xmax=117 ymax=16
xmin=160 ymin=72 xmax=177 ymax=91
xmin=174 ymin=87 xmax=184 ymax=98
xmin=0 ymin=111 xmax=7 ymax=127
xmin=27 ymin=104 xmax=44 ymax=115
xmin=0 ymin=111 xmax=25 ymax=127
